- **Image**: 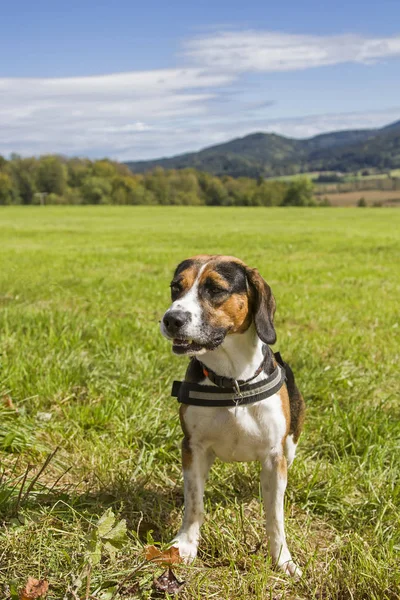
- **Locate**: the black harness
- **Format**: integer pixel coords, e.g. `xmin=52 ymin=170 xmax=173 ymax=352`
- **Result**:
xmin=171 ymin=351 xmax=286 ymax=408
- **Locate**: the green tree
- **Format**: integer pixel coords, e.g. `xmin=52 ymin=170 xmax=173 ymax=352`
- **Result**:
xmin=112 ymin=176 xmax=155 ymax=205
xmin=201 ymin=176 xmax=229 ymax=206
xmin=252 ymin=181 xmax=287 ymax=206
xmin=92 ymin=160 xmax=118 ymax=179
xmin=10 ymin=157 xmax=38 ymax=204
xmin=0 ymin=156 xmax=8 ymax=171
xmin=0 ymin=172 xmax=13 ymax=205
xmin=144 ymin=168 xmax=170 ymax=205
xmin=81 ymin=176 xmax=112 ymax=204
xmin=67 ymin=159 xmax=92 ymax=188
xmin=36 ymin=156 xmax=67 ymax=196
xmin=283 ymin=177 xmax=315 ymax=206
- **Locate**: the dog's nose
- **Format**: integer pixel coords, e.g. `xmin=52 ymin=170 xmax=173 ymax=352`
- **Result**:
xmin=163 ymin=310 xmax=190 ymax=335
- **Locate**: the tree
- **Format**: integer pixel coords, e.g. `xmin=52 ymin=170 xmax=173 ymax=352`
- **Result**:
xmin=92 ymin=160 xmax=118 ymax=179
xmin=36 ymin=156 xmax=67 ymax=196
xmin=112 ymin=175 xmax=155 ymax=205
xmin=67 ymin=158 xmax=92 ymax=188
xmin=10 ymin=157 xmax=38 ymax=204
xmin=202 ymin=177 xmax=229 ymax=206
xmin=81 ymin=176 xmax=112 ymax=204
xmin=282 ymin=177 xmax=315 ymax=206
xmin=0 ymin=156 xmax=7 ymax=171
xmin=144 ymin=168 xmax=170 ymax=205
xmin=0 ymin=172 xmax=13 ymax=205
xmin=252 ymin=181 xmax=287 ymax=206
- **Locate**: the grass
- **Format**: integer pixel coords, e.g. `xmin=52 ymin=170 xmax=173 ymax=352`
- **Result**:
xmin=0 ymin=206 xmax=399 ymax=600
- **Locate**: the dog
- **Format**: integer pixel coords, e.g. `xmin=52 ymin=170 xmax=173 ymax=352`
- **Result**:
xmin=160 ymin=255 xmax=305 ymax=577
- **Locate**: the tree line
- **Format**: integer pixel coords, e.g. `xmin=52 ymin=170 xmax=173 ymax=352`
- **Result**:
xmin=0 ymin=154 xmax=319 ymax=207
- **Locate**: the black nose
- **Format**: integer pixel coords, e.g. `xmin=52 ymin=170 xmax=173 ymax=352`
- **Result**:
xmin=163 ymin=310 xmax=190 ymax=335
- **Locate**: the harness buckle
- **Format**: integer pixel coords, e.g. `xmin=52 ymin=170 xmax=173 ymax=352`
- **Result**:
xmin=232 ymin=379 xmax=242 ymax=417
xmin=233 ymin=379 xmax=242 ymax=397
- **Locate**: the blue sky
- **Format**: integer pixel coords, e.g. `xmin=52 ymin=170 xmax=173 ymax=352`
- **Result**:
xmin=1 ymin=0 xmax=400 ymax=159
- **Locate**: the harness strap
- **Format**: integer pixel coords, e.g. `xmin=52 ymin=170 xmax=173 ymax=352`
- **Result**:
xmin=171 ymin=362 xmax=286 ymax=408
xmin=196 ymin=346 xmax=268 ymax=389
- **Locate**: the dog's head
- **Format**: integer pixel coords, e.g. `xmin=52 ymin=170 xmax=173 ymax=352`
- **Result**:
xmin=160 ymin=255 xmax=276 ymax=355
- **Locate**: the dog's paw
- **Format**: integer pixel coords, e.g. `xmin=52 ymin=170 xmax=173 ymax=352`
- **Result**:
xmin=278 ymin=559 xmax=302 ymax=579
xmin=170 ymin=535 xmax=198 ymax=564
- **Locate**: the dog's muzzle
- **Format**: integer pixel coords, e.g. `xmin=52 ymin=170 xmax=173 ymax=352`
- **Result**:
xmin=162 ymin=310 xmax=191 ymax=336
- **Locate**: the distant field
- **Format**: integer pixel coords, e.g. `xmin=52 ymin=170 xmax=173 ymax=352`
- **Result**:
xmin=271 ymin=169 xmax=400 ymax=183
xmin=269 ymin=171 xmax=323 ymax=181
xmin=0 ymin=207 xmax=399 ymax=600
xmin=315 ymin=189 xmax=400 ymax=206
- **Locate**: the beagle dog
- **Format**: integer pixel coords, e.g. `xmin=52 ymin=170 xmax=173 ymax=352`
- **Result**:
xmin=160 ymin=255 xmax=305 ymax=577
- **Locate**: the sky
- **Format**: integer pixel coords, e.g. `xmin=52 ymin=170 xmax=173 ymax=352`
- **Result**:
xmin=1 ymin=0 xmax=400 ymax=161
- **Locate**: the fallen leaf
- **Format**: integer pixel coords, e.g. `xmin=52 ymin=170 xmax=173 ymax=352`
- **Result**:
xmin=86 ymin=509 xmax=128 ymax=565
xmin=153 ymin=568 xmax=185 ymax=595
xmin=96 ymin=508 xmax=116 ymax=538
xmin=2 ymin=395 xmax=16 ymax=411
xmin=102 ymin=518 xmax=127 ymax=544
xmin=145 ymin=545 xmax=182 ymax=565
xmin=19 ymin=577 xmax=49 ymax=599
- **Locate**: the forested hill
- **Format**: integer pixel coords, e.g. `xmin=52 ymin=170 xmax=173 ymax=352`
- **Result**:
xmin=126 ymin=120 xmax=400 ymax=178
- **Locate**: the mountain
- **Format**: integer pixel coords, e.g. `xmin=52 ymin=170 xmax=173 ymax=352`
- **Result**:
xmin=380 ymin=119 xmax=400 ymax=133
xmin=125 ymin=120 xmax=400 ymax=178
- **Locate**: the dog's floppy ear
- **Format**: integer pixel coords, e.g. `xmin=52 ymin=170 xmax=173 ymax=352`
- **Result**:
xmin=246 ymin=268 xmax=276 ymax=345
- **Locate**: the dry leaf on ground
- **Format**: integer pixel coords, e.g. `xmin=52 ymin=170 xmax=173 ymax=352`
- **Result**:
xmin=145 ymin=545 xmax=182 ymax=565
xmin=19 ymin=577 xmax=49 ymax=599
xmin=2 ymin=395 xmax=17 ymax=411
xmin=153 ymin=568 xmax=185 ymax=594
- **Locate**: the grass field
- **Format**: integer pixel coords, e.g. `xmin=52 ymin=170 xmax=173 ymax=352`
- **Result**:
xmin=0 ymin=207 xmax=399 ymax=600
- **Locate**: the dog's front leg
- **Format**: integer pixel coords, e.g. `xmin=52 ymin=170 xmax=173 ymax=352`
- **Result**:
xmin=172 ymin=440 xmax=214 ymax=562
xmin=261 ymin=454 xmax=302 ymax=578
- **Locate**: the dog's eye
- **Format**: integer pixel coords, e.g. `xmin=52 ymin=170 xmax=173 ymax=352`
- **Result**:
xmin=206 ymin=284 xmax=229 ymax=298
xmin=170 ymin=282 xmax=182 ymax=296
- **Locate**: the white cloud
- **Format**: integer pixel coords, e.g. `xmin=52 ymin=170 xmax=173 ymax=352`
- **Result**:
xmin=184 ymin=30 xmax=400 ymax=72
xmin=0 ymin=68 xmax=233 ymax=156
xmin=0 ymin=29 xmax=400 ymax=159
xmin=260 ymin=108 xmax=400 ymax=138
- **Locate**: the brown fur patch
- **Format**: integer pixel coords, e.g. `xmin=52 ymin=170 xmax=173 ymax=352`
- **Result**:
xmin=203 ymin=271 xmax=231 ymax=290
xmin=182 ymin=437 xmax=192 ymax=470
xmin=179 ymin=265 xmax=198 ymax=292
xmin=279 ymin=384 xmax=291 ymax=437
xmin=179 ymin=404 xmax=190 ymax=438
xmin=207 ymin=293 xmax=251 ymax=332
xmin=290 ymin=390 xmax=306 ymax=443
xmin=196 ymin=260 xmax=252 ymax=334
xmin=277 ymin=454 xmax=287 ymax=478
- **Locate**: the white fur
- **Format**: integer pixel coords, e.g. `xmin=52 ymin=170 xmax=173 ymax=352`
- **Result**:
xmin=172 ymin=324 xmax=301 ymax=578
xmin=284 ymin=434 xmax=297 ymax=468
xmin=160 ymin=265 xmax=206 ymax=342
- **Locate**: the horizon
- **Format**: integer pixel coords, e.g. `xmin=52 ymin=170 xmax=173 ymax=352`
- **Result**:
xmin=128 ymin=116 xmax=399 ymax=164
xmin=1 ymin=0 xmax=400 ymax=161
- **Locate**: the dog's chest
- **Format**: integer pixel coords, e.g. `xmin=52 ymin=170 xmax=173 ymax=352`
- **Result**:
xmin=184 ymin=394 xmax=287 ymax=463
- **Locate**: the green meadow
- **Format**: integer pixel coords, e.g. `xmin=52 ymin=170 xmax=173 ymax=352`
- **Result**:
xmin=0 ymin=206 xmax=399 ymax=599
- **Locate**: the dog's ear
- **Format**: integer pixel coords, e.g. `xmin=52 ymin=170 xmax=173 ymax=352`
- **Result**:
xmin=246 ymin=268 xmax=276 ymax=345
